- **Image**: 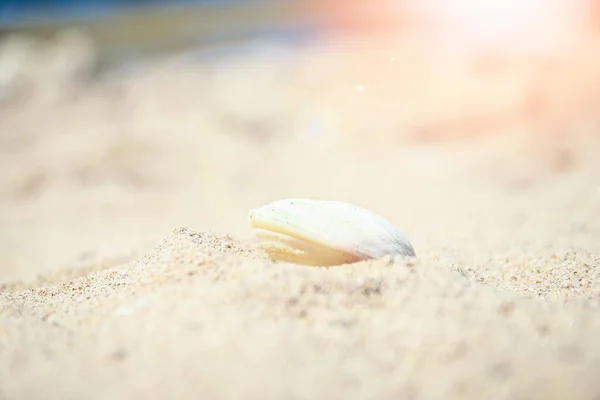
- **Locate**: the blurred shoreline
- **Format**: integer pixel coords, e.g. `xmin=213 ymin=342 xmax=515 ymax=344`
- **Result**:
xmin=0 ymin=1 xmax=326 ymax=69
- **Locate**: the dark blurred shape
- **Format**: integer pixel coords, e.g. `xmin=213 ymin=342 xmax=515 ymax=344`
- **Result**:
xmin=0 ymin=0 xmax=251 ymax=23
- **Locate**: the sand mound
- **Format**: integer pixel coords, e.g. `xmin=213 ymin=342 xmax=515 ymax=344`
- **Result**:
xmin=1 ymin=227 xmax=600 ymax=399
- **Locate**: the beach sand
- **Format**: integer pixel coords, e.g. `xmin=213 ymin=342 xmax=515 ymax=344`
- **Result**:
xmin=1 ymin=33 xmax=600 ymax=399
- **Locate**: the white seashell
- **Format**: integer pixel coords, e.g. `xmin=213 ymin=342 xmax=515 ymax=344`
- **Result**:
xmin=247 ymin=198 xmax=416 ymax=266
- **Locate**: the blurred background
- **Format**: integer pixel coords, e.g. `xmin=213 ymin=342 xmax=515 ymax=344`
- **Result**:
xmin=1 ymin=0 xmax=600 ymax=284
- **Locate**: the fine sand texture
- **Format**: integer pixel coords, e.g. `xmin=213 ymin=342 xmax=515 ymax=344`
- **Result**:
xmin=1 ymin=32 xmax=600 ymax=399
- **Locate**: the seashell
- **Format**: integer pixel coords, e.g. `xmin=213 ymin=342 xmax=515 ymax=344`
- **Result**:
xmin=247 ymin=198 xmax=416 ymax=266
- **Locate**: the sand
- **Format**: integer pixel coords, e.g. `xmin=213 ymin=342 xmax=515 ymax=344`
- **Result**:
xmin=1 ymin=32 xmax=600 ymax=399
